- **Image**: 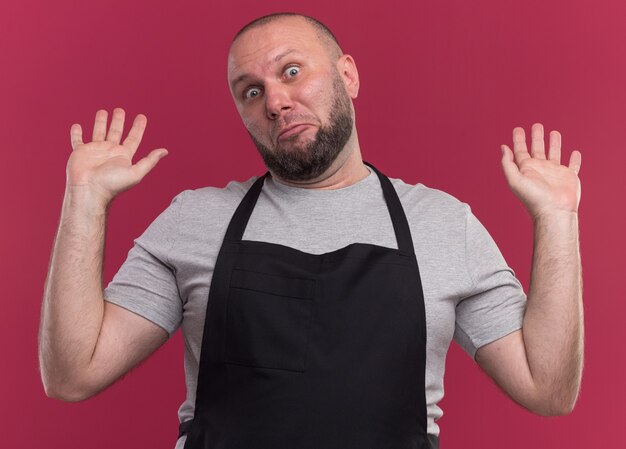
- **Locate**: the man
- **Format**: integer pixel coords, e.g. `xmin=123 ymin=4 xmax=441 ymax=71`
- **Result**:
xmin=39 ymin=12 xmax=583 ymax=449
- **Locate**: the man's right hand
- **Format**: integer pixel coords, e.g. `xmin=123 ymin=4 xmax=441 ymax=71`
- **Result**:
xmin=67 ymin=108 xmax=168 ymax=206
xmin=39 ymin=108 xmax=170 ymax=402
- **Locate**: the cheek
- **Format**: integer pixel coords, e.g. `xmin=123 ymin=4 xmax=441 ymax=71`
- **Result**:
xmin=240 ymin=110 xmax=264 ymax=135
xmin=241 ymin=115 xmax=255 ymax=130
xmin=299 ymin=76 xmax=334 ymax=111
xmin=301 ymin=78 xmax=325 ymax=96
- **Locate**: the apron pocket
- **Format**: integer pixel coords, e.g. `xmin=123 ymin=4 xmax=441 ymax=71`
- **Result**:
xmin=225 ymin=269 xmax=316 ymax=372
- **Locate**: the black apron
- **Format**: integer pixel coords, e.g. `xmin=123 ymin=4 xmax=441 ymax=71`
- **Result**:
xmin=180 ymin=162 xmax=438 ymax=449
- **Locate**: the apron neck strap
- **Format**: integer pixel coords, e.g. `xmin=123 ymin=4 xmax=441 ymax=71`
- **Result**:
xmin=224 ymin=162 xmax=415 ymax=255
xmin=223 ymin=172 xmax=269 ymax=242
xmin=363 ymin=161 xmax=415 ymax=255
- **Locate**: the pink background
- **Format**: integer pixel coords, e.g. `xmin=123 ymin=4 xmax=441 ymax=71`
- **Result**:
xmin=1 ymin=0 xmax=624 ymax=447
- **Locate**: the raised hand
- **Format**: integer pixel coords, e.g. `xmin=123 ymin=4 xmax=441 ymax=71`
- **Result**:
xmin=67 ymin=108 xmax=168 ymax=206
xmin=500 ymin=123 xmax=581 ymax=220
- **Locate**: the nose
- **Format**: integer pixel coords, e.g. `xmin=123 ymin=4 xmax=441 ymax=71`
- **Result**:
xmin=264 ymin=83 xmax=292 ymax=120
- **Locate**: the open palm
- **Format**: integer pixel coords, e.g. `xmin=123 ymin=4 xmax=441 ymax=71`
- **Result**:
xmin=501 ymin=123 xmax=581 ymax=220
xmin=67 ymin=108 xmax=168 ymax=204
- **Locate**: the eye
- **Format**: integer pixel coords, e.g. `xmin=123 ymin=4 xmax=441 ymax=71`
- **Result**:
xmin=284 ymin=66 xmax=300 ymax=78
xmin=244 ymin=87 xmax=261 ymax=100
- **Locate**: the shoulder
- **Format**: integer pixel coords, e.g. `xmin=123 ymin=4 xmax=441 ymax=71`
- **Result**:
xmin=154 ymin=176 xmax=259 ymax=237
xmin=175 ymin=176 xmax=259 ymax=210
xmin=156 ymin=176 xmax=260 ymax=254
xmin=389 ymin=177 xmax=470 ymax=225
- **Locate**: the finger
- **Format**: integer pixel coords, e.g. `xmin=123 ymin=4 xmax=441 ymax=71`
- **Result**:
xmin=548 ymin=130 xmax=561 ymax=164
xmin=530 ymin=123 xmax=546 ymax=159
xmin=122 ymin=114 xmax=147 ymax=154
xmin=92 ymin=109 xmax=108 ymax=142
xmin=106 ymin=107 xmax=126 ymax=144
xmin=501 ymin=145 xmax=521 ymax=184
xmin=70 ymin=124 xmax=83 ymax=150
xmin=568 ymin=150 xmax=582 ymax=175
xmin=131 ymin=148 xmax=169 ymax=181
xmin=512 ymin=127 xmax=531 ymax=163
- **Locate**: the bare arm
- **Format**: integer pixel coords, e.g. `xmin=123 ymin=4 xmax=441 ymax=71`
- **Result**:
xmin=39 ymin=108 xmax=169 ymax=401
xmin=475 ymin=124 xmax=583 ymax=416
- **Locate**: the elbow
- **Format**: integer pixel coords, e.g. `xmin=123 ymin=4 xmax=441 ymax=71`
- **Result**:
xmin=530 ymin=390 xmax=580 ymax=417
xmin=38 ymin=344 xmax=104 ymax=402
xmin=43 ymin=382 xmax=93 ymax=402
xmin=41 ymin=371 xmax=99 ymax=402
xmin=534 ymin=401 xmax=576 ymax=417
xmin=549 ymin=395 xmax=579 ymax=416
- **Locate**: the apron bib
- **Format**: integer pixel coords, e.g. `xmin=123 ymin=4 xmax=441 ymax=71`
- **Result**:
xmin=180 ymin=162 xmax=437 ymax=449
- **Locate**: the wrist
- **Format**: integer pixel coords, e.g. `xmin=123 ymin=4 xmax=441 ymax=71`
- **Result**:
xmin=531 ymin=208 xmax=578 ymax=224
xmin=63 ymin=185 xmax=111 ymax=215
xmin=531 ymin=209 xmax=580 ymax=242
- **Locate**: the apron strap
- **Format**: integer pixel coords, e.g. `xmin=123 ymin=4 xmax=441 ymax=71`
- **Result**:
xmin=364 ymin=161 xmax=415 ymax=255
xmin=178 ymin=418 xmax=194 ymax=439
xmin=223 ymin=172 xmax=270 ymax=241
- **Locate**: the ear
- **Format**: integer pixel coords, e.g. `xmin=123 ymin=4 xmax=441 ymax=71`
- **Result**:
xmin=337 ymin=54 xmax=360 ymax=99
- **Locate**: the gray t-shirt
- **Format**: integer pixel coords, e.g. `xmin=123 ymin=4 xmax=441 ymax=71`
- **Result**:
xmin=103 ymin=167 xmax=527 ymax=446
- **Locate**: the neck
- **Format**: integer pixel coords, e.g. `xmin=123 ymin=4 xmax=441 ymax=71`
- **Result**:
xmin=271 ymin=131 xmax=369 ymax=190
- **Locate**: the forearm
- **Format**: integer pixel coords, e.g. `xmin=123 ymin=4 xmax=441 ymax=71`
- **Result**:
xmin=39 ymin=186 xmax=109 ymax=399
xmin=523 ymin=211 xmax=583 ymax=414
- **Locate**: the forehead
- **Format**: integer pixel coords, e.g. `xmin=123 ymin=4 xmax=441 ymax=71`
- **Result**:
xmin=228 ymin=17 xmax=327 ymax=84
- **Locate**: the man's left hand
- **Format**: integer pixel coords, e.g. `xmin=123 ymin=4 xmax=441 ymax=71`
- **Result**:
xmin=501 ymin=123 xmax=582 ymax=220
xmin=480 ymin=122 xmax=584 ymax=417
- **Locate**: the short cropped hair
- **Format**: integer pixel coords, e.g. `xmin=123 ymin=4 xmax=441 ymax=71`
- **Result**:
xmin=232 ymin=12 xmax=343 ymax=59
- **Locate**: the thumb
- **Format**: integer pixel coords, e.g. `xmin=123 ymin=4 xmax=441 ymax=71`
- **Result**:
xmin=131 ymin=148 xmax=168 ymax=180
xmin=500 ymin=145 xmax=520 ymax=186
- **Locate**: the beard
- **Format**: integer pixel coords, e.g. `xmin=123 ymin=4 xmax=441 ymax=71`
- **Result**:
xmin=248 ymin=75 xmax=354 ymax=182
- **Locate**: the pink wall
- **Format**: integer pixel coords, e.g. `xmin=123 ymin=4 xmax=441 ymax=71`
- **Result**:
xmin=1 ymin=0 xmax=624 ymax=447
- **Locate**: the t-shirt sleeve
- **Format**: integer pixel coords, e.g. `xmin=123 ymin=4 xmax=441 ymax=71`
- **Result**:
xmin=453 ymin=207 xmax=527 ymax=359
xmin=103 ymin=191 xmax=188 ymax=337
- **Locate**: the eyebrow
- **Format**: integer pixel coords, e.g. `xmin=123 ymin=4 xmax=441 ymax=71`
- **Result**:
xmin=230 ymin=49 xmax=301 ymax=90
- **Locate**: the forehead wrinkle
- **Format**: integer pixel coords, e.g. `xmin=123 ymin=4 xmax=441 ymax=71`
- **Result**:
xmin=274 ymin=48 xmax=298 ymax=63
xmin=230 ymin=73 xmax=251 ymax=91
xmin=229 ymin=48 xmax=303 ymax=90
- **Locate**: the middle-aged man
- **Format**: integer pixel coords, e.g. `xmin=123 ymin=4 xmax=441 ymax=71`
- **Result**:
xmin=40 ymin=12 xmax=583 ymax=449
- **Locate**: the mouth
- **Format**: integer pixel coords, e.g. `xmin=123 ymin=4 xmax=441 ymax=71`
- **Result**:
xmin=277 ymin=123 xmax=312 ymax=142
